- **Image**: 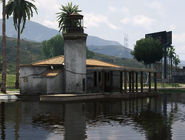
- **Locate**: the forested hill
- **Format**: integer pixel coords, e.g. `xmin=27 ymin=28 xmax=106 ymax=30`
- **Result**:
xmin=0 ymin=36 xmax=43 ymax=73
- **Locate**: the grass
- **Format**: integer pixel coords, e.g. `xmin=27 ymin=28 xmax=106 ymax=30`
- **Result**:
xmin=0 ymin=74 xmax=19 ymax=93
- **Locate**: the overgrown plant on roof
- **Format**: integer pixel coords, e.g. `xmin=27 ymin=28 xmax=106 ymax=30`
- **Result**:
xmin=56 ymin=2 xmax=82 ymax=33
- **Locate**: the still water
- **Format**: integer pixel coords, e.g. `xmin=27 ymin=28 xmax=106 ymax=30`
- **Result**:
xmin=1 ymin=93 xmax=185 ymax=140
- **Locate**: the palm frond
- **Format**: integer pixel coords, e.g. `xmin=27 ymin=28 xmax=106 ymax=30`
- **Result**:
xmin=56 ymin=2 xmax=82 ymax=32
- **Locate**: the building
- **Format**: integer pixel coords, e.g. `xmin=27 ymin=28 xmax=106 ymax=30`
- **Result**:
xmin=20 ymin=56 xmax=122 ymax=94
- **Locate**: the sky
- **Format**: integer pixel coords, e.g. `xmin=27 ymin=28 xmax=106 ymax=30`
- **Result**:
xmin=1 ymin=0 xmax=185 ymax=60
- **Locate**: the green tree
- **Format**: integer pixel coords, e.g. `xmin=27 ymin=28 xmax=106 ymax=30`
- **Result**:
xmin=6 ymin=0 xmax=38 ymax=88
xmin=167 ymin=45 xmax=176 ymax=78
xmin=86 ymin=47 xmax=94 ymax=59
xmin=41 ymin=34 xmax=64 ymax=59
xmin=1 ymin=0 xmax=6 ymax=93
xmin=173 ymin=55 xmax=180 ymax=69
xmin=56 ymin=2 xmax=82 ymax=32
xmin=41 ymin=34 xmax=94 ymax=59
xmin=131 ymin=37 xmax=164 ymax=66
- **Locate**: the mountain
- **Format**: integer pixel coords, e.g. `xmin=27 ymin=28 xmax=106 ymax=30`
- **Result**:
xmin=0 ymin=18 xmax=132 ymax=58
xmin=0 ymin=17 xmax=60 ymax=42
xmin=87 ymin=45 xmax=133 ymax=58
xmin=86 ymin=36 xmax=122 ymax=46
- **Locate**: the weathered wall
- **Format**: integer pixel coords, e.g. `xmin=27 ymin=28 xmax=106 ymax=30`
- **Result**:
xmin=20 ymin=66 xmax=48 ymax=94
xmin=64 ymin=34 xmax=87 ymax=93
xmin=47 ymin=72 xmax=64 ymax=94
xmin=20 ymin=66 xmax=64 ymax=94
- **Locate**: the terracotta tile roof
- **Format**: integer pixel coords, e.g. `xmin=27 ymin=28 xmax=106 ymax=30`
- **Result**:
xmin=86 ymin=59 xmax=121 ymax=68
xmin=24 ymin=55 xmax=121 ymax=68
xmin=32 ymin=55 xmax=64 ymax=66
xmin=41 ymin=69 xmax=63 ymax=77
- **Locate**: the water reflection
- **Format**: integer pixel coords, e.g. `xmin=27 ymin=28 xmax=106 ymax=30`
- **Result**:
xmin=0 ymin=93 xmax=185 ymax=140
xmin=1 ymin=102 xmax=5 ymax=140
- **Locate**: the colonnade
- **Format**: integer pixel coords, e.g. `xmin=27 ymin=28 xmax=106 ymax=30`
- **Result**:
xmin=100 ymin=68 xmax=157 ymax=94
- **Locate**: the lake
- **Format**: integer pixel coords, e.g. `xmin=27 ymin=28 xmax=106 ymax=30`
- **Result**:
xmin=1 ymin=93 xmax=185 ymax=140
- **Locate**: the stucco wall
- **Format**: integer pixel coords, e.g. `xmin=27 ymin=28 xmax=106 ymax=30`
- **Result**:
xmin=47 ymin=72 xmax=64 ymax=94
xmin=20 ymin=66 xmax=48 ymax=94
xmin=20 ymin=66 xmax=64 ymax=94
xmin=64 ymin=35 xmax=87 ymax=93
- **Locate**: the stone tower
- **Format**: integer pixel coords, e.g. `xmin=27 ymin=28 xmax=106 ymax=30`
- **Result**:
xmin=63 ymin=13 xmax=87 ymax=94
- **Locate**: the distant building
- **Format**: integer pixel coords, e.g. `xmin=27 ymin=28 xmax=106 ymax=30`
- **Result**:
xmin=172 ymin=67 xmax=185 ymax=83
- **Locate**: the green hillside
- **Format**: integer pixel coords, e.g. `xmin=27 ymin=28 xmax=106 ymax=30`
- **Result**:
xmin=93 ymin=53 xmax=145 ymax=68
xmin=0 ymin=36 xmax=144 ymax=74
xmin=0 ymin=36 xmax=43 ymax=74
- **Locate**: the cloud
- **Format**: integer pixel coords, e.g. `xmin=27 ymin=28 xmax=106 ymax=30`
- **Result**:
xmin=120 ymin=17 xmax=131 ymax=24
xmin=42 ymin=20 xmax=58 ymax=30
xmin=121 ymin=15 xmax=156 ymax=30
xmin=170 ymin=24 xmax=176 ymax=31
xmin=108 ymin=6 xmax=129 ymax=15
xmin=84 ymin=13 xmax=120 ymax=30
xmin=173 ymin=33 xmax=185 ymax=43
xmin=34 ymin=0 xmax=60 ymax=13
xmin=147 ymin=1 xmax=166 ymax=16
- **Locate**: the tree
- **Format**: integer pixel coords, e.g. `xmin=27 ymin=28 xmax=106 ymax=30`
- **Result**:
xmin=173 ymin=55 xmax=180 ymax=69
xmin=41 ymin=34 xmax=64 ymax=59
xmin=41 ymin=34 xmax=94 ymax=59
xmin=56 ymin=2 xmax=82 ymax=32
xmin=1 ymin=0 xmax=6 ymax=93
xmin=6 ymin=0 xmax=38 ymax=89
xmin=131 ymin=37 xmax=164 ymax=66
xmin=167 ymin=45 xmax=175 ymax=78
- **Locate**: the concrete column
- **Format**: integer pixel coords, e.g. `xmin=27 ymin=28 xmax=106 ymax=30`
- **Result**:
xmin=132 ymin=71 xmax=134 ymax=93
xmin=140 ymin=72 xmax=143 ymax=93
xmin=110 ymin=71 xmax=113 ymax=93
xmin=129 ymin=72 xmax=132 ymax=93
xmin=120 ymin=71 xmax=123 ymax=93
xmin=154 ymin=72 xmax=157 ymax=92
xmin=149 ymin=72 xmax=151 ymax=92
xmin=124 ymin=70 xmax=127 ymax=94
xmin=136 ymin=72 xmax=138 ymax=93
xmin=63 ymin=33 xmax=87 ymax=94
xmin=101 ymin=70 xmax=105 ymax=94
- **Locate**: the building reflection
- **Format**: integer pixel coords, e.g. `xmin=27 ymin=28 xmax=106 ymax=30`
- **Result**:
xmin=1 ymin=94 xmax=184 ymax=140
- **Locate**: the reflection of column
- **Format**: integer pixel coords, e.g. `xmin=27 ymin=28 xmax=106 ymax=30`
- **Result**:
xmin=64 ymin=103 xmax=86 ymax=140
xmin=124 ymin=101 xmax=127 ymax=115
xmin=129 ymin=100 xmax=131 ymax=114
xmin=14 ymin=102 xmax=20 ymax=140
xmin=1 ymin=102 xmax=5 ymax=140
xmin=141 ymin=98 xmax=143 ymax=112
xmin=136 ymin=99 xmax=138 ymax=114
xmin=132 ymin=100 xmax=135 ymax=113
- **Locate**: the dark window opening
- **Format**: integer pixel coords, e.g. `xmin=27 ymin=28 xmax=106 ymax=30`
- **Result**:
xmin=99 ymin=72 xmax=101 ymax=82
xmin=83 ymin=78 xmax=85 ymax=91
